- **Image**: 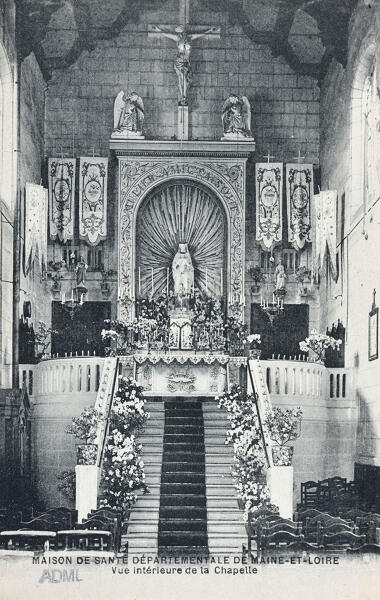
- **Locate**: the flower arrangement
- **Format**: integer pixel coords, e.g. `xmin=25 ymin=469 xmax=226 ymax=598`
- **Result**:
xmin=248 ymin=265 xmax=265 ymax=285
xmin=57 ymin=469 xmax=76 ymax=502
xmin=217 ymin=385 xmax=272 ymax=519
xmin=295 ymin=266 xmax=311 ymax=283
xmin=100 ymin=377 xmax=149 ymax=515
xmin=246 ymin=334 xmax=261 ymax=348
xmin=299 ymin=329 xmax=342 ymax=363
xmin=265 ymin=406 xmax=303 ymax=447
xmin=66 ymin=407 xmax=100 ymax=446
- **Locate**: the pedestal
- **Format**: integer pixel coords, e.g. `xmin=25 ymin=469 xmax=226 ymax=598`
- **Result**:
xmin=75 ymin=465 xmax=100 ymax=522
xmin=267 ymin=465 xmax=293 ymax=519
xmin=178 ymin=106 xmax=189 ymax=140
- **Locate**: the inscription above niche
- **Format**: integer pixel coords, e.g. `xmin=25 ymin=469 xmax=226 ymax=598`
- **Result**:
xmin=112 ymin=140 xmax=255 ymax=323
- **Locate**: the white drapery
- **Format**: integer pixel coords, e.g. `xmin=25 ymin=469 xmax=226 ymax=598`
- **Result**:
xmin=135 ymin=182 xmax=226 ymax=297
xmin=25 ymin=183 xmax=47 ymax=274
xmin=313 ymin=190 xmax=337 ymax=280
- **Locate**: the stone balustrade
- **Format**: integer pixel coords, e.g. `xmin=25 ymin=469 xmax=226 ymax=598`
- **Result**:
xmin=19 ymin=356 xmax=105 ymax=398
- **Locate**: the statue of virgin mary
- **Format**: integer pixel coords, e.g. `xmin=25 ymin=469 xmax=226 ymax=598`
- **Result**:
xmin=172 ymin=243 xmax=194 ymax=296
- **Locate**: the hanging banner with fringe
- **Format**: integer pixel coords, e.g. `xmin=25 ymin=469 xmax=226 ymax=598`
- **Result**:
xmin=79 ymin=157 xmax=108 ymax=246
xmin=25 ymin=183 xmax=48 ymax=274
xmin=255 ymin=163 xmax=283 ymax=251
xmin=286 ymin=163 xmax=313 ymax=250
xmin=48 ymin=158 xmax=76 ymax=242
xmin=313 ymin=190 xmax=337 ymax=280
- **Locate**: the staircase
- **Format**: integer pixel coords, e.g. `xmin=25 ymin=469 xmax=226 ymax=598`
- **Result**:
xmin=203 ymin=401 xmax=246 ymax=554
xmin=158 ymin=398 xmax=208 ymax=555
xmin=121 ymin=400 xmax=165 ymax=554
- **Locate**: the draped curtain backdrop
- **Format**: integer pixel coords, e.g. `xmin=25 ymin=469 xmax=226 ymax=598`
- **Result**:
xmin=136 ymin=181 xmax=227 ymax=298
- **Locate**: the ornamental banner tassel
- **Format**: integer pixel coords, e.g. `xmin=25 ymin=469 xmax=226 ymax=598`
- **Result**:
xmin=313 ymin=190 xmax=338 ymax=280
xmin=286 ymin=164 xmax=313 ymax=251
xmin=25 ymin=183 xmax=48 ymax=274
xmin=255 ymin=163 xmax=283 ymax=251
xmin=48 ymin=158 xmax=76 ymax=243
xmin=79 ymin=157 xmax=108 ymax=246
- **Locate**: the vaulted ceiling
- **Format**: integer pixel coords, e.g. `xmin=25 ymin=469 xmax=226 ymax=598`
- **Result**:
xmin=17 ymin=0 xmax=358 ymax=82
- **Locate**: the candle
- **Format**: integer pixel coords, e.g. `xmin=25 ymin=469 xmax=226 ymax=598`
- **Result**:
xmin=166 ymin=267 xmax=169 ymax=296
xmin=139 ymin=267 xmax=141 ymax=296
xmin=272 ymin=293 xmax=275 ymax=304
xmin=220 ymin=268 xmax=223 ymax=296
xmin=151 ymin=267 xmax=154 ymax=296
xmin=205 ymin=268 xmax=208 ymax=290
xmin=71 ymin=289 xmax=74 ymax=302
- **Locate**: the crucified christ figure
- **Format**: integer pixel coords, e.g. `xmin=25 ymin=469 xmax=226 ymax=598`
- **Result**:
xmin=150 ymin=24 xmax=219 ymax=106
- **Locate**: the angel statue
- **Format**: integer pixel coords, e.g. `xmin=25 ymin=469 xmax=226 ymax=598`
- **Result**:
xmin=111 ymin=91 xmax=145 ymax=139
xmin=221 ymin=94 xmax=254 ymax=140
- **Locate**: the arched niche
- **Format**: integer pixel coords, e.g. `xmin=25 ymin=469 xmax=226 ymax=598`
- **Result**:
xmin=117 ymin=157 xmax=246 ymax=322
xmin=135 ymin=179 xmax=227 ymax=300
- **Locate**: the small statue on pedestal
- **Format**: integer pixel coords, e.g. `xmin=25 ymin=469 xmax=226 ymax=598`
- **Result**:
xmin=221 ymin=94 xmax=254 ymax=140
xmin=172 ymin=243 xmax=194 ymax=298
xmin=275 ymin=262 xmax=286 ymax=292
xmin=112 ymin=91 xmax=145 ymax=139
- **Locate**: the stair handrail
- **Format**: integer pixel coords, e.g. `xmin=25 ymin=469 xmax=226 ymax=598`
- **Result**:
xmin=247 ymin=359 xmax=274 ymax=468
xmin=93 ymin=356 xmax=120 ymax=469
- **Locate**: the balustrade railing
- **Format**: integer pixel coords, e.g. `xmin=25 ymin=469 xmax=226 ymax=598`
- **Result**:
xmin=19 ymin=357 xmax=105 ymax=397
xmin=263 ymin=359 xmax=325 ymax=399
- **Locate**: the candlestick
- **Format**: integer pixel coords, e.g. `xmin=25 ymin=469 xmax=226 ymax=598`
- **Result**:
xmin=220 ymin=268 xmax=223 ymax=296
xmin=205 ymin=267 xmax=208 ymax=290
xmin=151 ymin=267 xmax=154 ymax=296
xmin=272 ymin=293 xmax=275 ymax=304
xmin=139 ymin=267 xmax=141 ymax=296
xmin=166 ymin=267 xmax=169 ymax=296
xmin=71 ymin=289 xmax=74 ymax=302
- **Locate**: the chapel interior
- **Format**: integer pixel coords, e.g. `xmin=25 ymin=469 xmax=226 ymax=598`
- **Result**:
xmin=0 ymin=0 xmax=379 ymax=556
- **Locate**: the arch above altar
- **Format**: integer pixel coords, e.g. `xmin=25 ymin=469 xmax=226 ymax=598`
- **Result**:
xmin=110 ymin=139 xmax=255 ymax=322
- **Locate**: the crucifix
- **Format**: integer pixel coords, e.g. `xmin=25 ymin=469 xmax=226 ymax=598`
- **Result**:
xmin=148 ymin=0 xmax=220 ymax=140
xmin=263 ymin=149 xmax=276 ymax=164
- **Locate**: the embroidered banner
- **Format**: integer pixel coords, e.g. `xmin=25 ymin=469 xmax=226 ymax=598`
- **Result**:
xmin=48 ymin=158 xmax=76 ymax=242
xmin=313 ymin=190 xmax=337 ymax=279
xmin=286 ymin=163 xmax=313 ymax=250
xmin=79 ymin=157 xmax=108 ymax=246
xmin=255 ymin=163 xmax=283 ymax=250
xmin=25 ymin=183 xmax=48 ymax=274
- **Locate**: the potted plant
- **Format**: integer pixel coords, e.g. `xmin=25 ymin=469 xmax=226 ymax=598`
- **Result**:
xmin=248 ymin=265 xmax=265 ymax=294
xmin=66 ymin=407 xmax=101 ymax=465
xmin=265 ymin=406 xmax=303 ymax=466
xmin=299 ymin=329 xmax=342 ymax=363
xmin=246 ymin=333 xmax=261 ymax=358
xmin=34 ymin=320 xmax=56 ymax=360
xmin=295 ymin=266 xmax=311 ymax=296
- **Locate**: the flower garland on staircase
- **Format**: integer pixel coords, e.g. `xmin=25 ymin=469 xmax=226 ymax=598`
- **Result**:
xmin=64 ymin=377 xmax=149 ymax=517
xmin=217 ymin=385 xmax=271 ymax=520
xmin=101 ymin=377 xmax=149 ymax=513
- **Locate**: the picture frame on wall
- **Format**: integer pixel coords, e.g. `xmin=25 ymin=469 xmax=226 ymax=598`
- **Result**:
xmin=368 ymin=289 xmax=378 ymax=361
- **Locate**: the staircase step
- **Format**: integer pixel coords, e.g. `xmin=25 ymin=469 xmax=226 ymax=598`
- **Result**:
xmin=159 ymin=494 xmax=206 ymax=507
xmin=160 ymin=483 xmax=206 ymax=495
xmin=158 ymin=532 xmax=208 ymax=546
xmin=158 ymin=519 xmax=207 ymax=533
xmin=159 ymin=506 xmax=207 ymax=519
xmin=161 ymin=472 xmax=205 ymax=484
xmin=162 ymin=462 xmax=205 ymax=473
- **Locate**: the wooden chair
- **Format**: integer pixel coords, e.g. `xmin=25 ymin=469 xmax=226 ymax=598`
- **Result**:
xmin=346 ymin=543 xmax=380 ymax=555
xmin=322 ymin=531 xmax=366 ymax=551
xmin=300 ymin=481 xmax=319 ymax=507
xmin=260 ymin=530 xmax=305 ymax=553
xmin=295 ymin=508 xmax=326 ymax=522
